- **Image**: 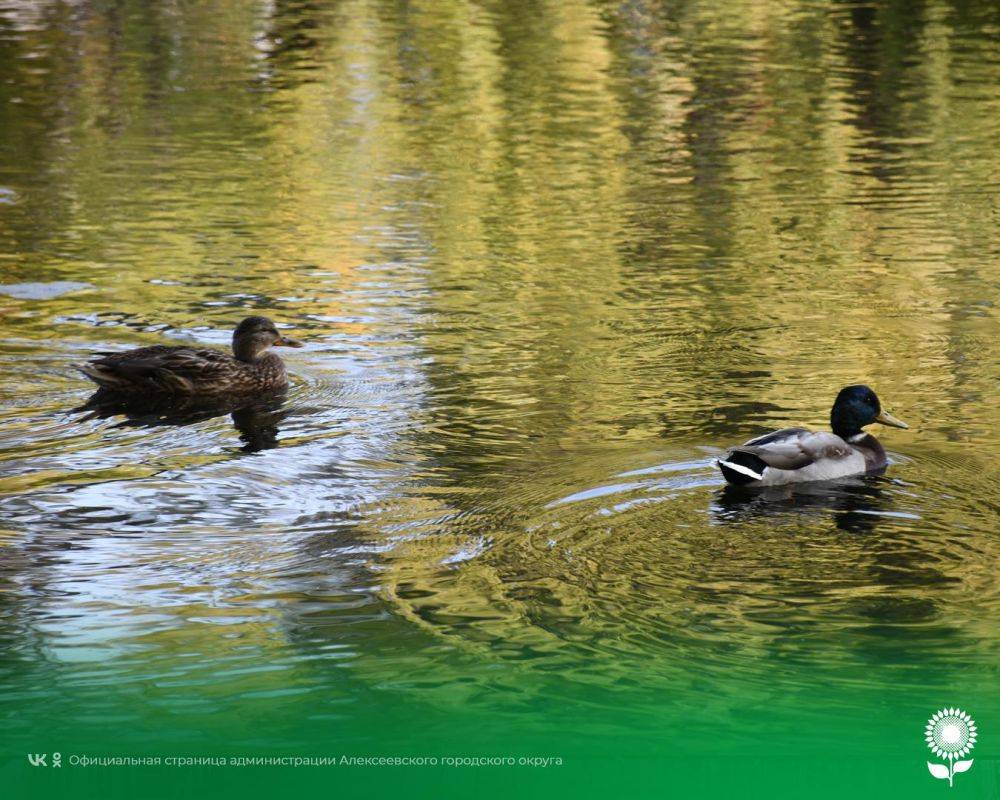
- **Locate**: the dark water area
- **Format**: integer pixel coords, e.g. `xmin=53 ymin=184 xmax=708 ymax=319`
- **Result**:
xmin=0 ymin=0 xmax=997 ymax=796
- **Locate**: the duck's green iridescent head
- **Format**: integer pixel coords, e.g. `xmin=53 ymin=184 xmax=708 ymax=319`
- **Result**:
xmin=830 ymin=384 xmax=908 ymax=438
xmin=232 ymin=316 xmax=303 ymax=362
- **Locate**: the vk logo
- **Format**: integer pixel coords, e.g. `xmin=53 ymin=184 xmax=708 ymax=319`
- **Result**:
xmin=27 ymin=754 xmax=47 ymax=767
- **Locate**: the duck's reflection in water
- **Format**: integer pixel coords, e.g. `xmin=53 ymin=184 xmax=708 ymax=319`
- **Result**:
xmin=76 ymin=389 xmax=290 ymax=452
xmin=708 ymin=471 xmax=971 ymax=673
xmin=711 ymin=471 xmax=898 ymax=533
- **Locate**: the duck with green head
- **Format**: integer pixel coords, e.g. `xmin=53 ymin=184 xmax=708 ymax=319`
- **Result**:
xmin=717 ymin=385 xmax=909 ymax=486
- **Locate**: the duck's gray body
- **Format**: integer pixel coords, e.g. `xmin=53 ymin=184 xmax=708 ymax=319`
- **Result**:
xmin=717 ymin=427 xmax=888 ymax=486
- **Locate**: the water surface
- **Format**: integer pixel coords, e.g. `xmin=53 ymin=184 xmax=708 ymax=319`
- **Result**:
xmin=0 ymin=0 xmax=998 ymax=797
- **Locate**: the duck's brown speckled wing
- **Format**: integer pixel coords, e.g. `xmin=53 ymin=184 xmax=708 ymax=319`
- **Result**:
xmin=84 ymin=346 xmax=240 ymax=394
xmin=89 ymin=345 xmax=180 ymax=362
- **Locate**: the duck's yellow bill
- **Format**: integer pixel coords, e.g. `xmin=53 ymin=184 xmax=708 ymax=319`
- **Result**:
xmin=875 ymin=410 xmax=908 ymax=429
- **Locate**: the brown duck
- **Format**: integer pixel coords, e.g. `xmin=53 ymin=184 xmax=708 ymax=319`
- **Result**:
xmin=77 ymin=316 xmax=303 ymax=396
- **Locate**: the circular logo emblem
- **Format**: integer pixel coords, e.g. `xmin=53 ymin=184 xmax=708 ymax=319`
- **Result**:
xmin=925 ymin=708 xmax=977 ymax=786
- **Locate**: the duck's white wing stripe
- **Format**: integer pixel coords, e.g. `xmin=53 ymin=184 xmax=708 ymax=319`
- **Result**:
xmin=717 ymin=459 xmax=765 ymax=480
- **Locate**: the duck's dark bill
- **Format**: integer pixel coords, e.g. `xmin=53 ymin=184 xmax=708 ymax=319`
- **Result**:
xmin=875 ymin=409 xmax=908 ymax=428
xmin=275 ymin=336 xmax=304 ymax=348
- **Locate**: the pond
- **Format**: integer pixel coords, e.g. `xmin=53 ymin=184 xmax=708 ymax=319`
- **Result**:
xmin=0 ymin=1 xmax=997 ymax=797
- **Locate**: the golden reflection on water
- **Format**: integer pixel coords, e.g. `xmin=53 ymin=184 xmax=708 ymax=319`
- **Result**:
xmin=0 ymin=0 xmax=998 ymax=749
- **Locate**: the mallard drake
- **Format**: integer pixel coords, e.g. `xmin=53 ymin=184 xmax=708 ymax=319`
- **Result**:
xmin=77 ymin=316 xmax=303 ymax=396
xmin=717 ymin=385 xmax=908 ymax=486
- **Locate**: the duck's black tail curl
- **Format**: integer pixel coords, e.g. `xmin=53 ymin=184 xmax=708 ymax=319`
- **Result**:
xmin=717 ymin=450 xmax=768 ymax=486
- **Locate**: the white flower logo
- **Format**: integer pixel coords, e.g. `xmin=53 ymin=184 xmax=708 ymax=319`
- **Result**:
xmin=925 ymin=708 xmax=977 ymax=786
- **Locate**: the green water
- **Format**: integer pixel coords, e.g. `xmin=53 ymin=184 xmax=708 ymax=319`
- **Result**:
xmin=1 ymin=0 xmax=998 ymax=797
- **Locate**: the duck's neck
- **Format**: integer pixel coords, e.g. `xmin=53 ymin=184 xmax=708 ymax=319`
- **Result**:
xmin=830 ymin=405 xmax=867 ymax=441
xmin=253 ymin=351 xmax=286 ymax=374
xmin=233 ymin=339 xmax=269 ymax=363
xmin=832 ymin=422 xmax=862 ymax=440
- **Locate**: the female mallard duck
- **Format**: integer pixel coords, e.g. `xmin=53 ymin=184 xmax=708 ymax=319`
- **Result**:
xmin=78 ymin=316 xmax=303 ymax=396
xmin=717 ymin=385 xmax=908 ymax=486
